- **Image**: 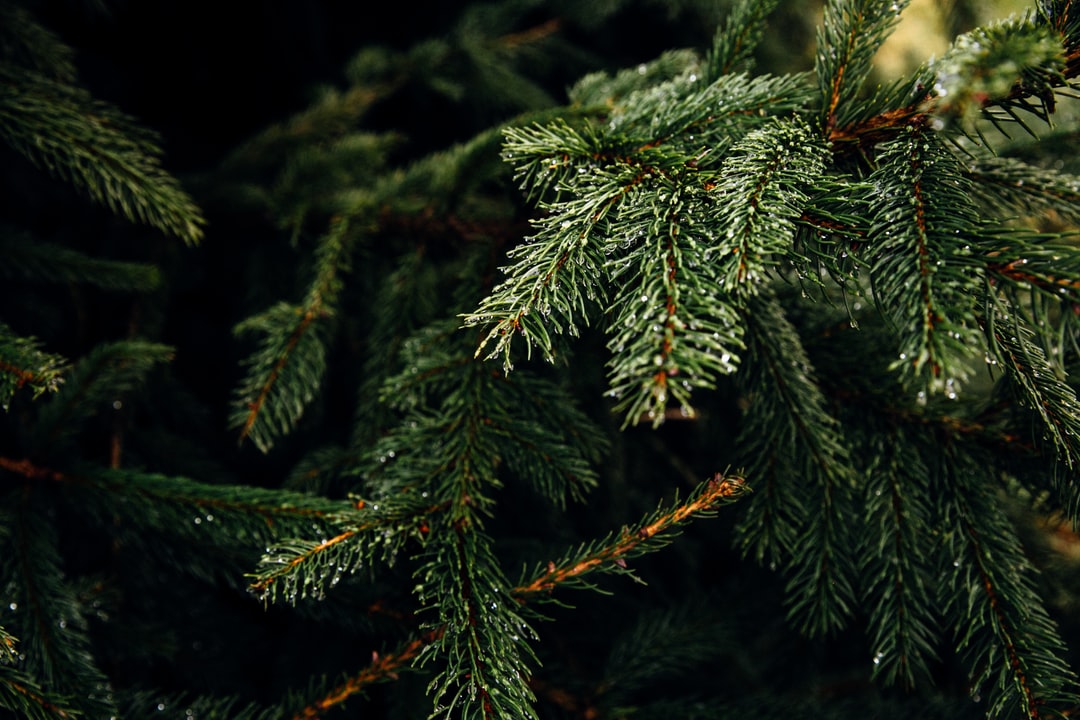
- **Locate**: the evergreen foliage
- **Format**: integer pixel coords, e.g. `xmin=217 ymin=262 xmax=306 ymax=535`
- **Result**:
xmin=7 ymin=0 xmax=1080 ymax=718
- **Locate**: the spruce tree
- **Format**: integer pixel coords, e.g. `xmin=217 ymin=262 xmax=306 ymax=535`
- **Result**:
xmin=5 ymin=1 xmax=1080 ymax=719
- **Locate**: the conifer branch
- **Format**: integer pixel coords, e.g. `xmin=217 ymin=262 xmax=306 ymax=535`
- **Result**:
xmin=371 ymin=323 xmax=605 ymax=507
xmin=0 ymin=665 xmax=79 ymax=720
xmin=934 ymin=16 xmax=1068 ymax=130
xmin=817 ymin=0 xmax=909 ymax=130
xmin=867 ymin=126 xmax=984 ymax=393
xmin=291 ymin=632 xmax=438 ymax=720
xmin=0 ymin=502 xmax=117 ymax=719
xmin=965 ymin=156 xmax=1080 ymax=223
xmin=712 ymin=117 xmax=827 ymax=290
xmin=291 ymin=474 xmax=747 ymax=718
xmin=0 ymin=324 xmax=66 ymax=410
xmin=232 ymin=218 xmax=353 ymax=452
xmin=942 ymin=452 xmax=1079 ymax=718
xmin=218 ymin=85 xmax=395 ymax=176
xmin=514 ymin=474 xmax=747 ymax=599
xmin=858 ymin=425 xmax=939 ymax=689
xmin=705 ymin=0 xmax=782 ymax=78
xmin=984 ymin=297 xmax=1080 ymax=509
xmin=603 ymin=179 xmax=744 ymax=426
xmin=0 ymin=457 xmax=352 ymax=546
xmin=31 ymin=340 xmax=173 ymax=455
xmin=9 ymin=4 xmax=1080 ymax=719
xmin=984 ymin=233 xmax=1080 ymax=306
xmin=250 ymin=494 xmax=440 ymax=604
xmin=0 ymin=629 xmax=78 ymax=720
xmin=0 ymin=4 xmax=76 ymax=83
xmin=0 ymin=68 xmax=204 ymax=244
xmin=0 ymin=231 xmax=160 ymax=293
xmin=733 ymin=293 xmax=857 ymax=635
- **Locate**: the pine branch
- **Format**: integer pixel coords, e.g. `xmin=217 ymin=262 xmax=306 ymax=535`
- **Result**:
xmin=983 ymin=230 xmax=1080 ymax=305
xmin=290 ymin=632 xmax=436 ymax=720
xmin=596 ymin=599 xmax=733 ymax=705
xmin=398 ymin=367 xmax=540 ymax=719
xmin=984 ymin=295 xmax=1080 ymax=510
xmin=705 ymin=0 xmax=783 ymax=78
xmin=0 ymin=664 xmax=79 ymax=720
xmin=0 ymin=323 xmax=67 ymax=410
xmin=964 ymin=156 xmax=1080 ymax=224
xmin=0 ymin=628 xmax=78 ymax=720
xmin=941 ymin=450 xmax=1079 ymax=718
xmin=217 ymin=84 xmax=394 ymax=177
xmin=568 ymin=49 xmax=701 ymax=110
xmin=817 ymin=0 xmax=910 ymax=130
xmin=866 ymin=125 xmax=985 ymax=393
xmin=604 ymin=69 xmax=812 ymax=154
xmin=0 ymin=67 xmax=204 ymax=244
xmin=249 ymin=492 xmax=437 ymax=604
xmin=932 ymin=15 xmax=1067 ymax=131
xmin=0 ymin=457 xmax=351 ymax=549
xmin=601 ymin=175 xmax=744 ymax=426
xmin=790 ymin=177 xmax=870 ymax=292
xmin=231 ymin=218 xmax=353 ymax=453
xmin=370 ymin=322 xmax=605 ymax=508
xmin=418 ymin=525 xmax=539 ymax=720
xmin=732 ymin=292 xmax=858 ymax=636
xmin=285 ymin=474 xmax=747 ymax=718
xmin=0 ymin=4 xmax=76 ymax=82
xmin=252 ymin=134 xmax=392 ymax=239
xmin=515 ymin=474 xmax=747 ymax=600
xmin=857 ymin=423 xmax=940 ymax=689
xmin=30 ymin=340 xmax=173 ymax=455
xmin=710 ymin=116 xmax=828 ymax=291
xmin=0 ymin=230 xmax=161 ymax=293
xmin=469 ymin=75 xmax=816 ymax=419
xmin=0 ymin=500 xmax=117 ymax=719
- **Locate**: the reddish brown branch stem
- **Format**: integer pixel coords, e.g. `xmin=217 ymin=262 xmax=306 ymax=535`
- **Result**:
xmin=239 ymin=306 xmax=320 ymax=443
xmin=0 ymin=359 xmax=41 ymax=390
xmin=962 ymin=519 xmax=1041 ymax=718
xmin=6 ymin=680 xmax=74 ymax=719
xmin=287 ymin=474 xmax=745 ymax=717
xmin=514 ymin=474 xmax=744 ymax=597
xmin=291 ymin=630 xmax=442 ymax=720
